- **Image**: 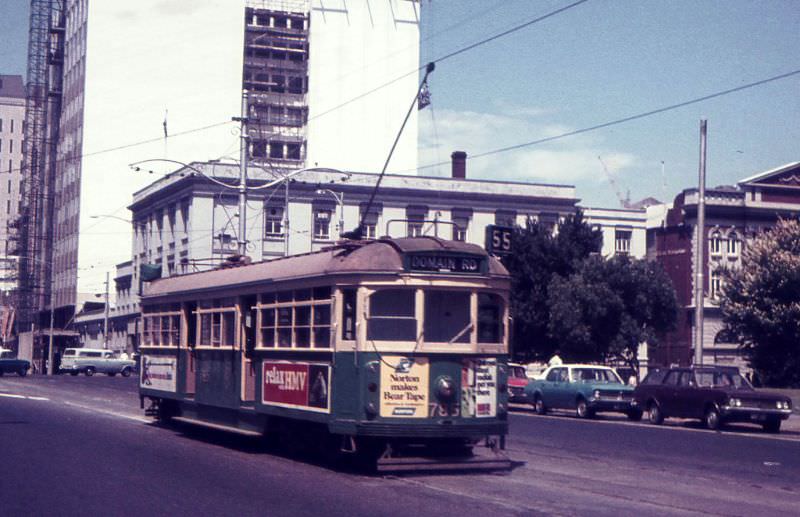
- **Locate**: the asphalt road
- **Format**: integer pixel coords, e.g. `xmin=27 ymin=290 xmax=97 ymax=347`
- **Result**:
xmin=2 ymin=376 xmax=799 ymax=516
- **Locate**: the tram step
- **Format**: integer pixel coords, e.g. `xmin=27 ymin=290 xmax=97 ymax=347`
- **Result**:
xmin=376 ymin=452 xmax=511 ymax=473
xmin=171 ymin=416 xmax=263 ymax=437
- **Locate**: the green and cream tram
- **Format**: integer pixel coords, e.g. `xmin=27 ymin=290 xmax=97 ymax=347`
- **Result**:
xmin=139 ymin=237 xmax=511 ymax=471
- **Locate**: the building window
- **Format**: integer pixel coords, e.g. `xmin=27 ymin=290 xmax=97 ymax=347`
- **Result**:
xmin=264 ymin=206 xmax=284 ymax=238
xmin=710 ymin=270 xmax=722 ymax=300
xmin=313 ymin=209 xmax=331 ymax=240
xmin=452 ymin=208 xmax=472 ymax=242
xmin=257 ymin=287 xmax=332 ymax=349
xmin=495 ymin=210 xmax=516 ymax=228
xmin=710 ymin=231 xmax=722 ymax=256
xmin=727 ymin=231 xmax=740 ymax=257
xmin=614 ymin=229 xmax=632 ymax=255
xmin=359 ymin=203 xmax=381 ymax=239
xmin=407 ymin=205 xmax=427 ymax=237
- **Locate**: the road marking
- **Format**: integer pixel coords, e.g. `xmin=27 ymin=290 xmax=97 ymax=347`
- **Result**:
xmin=510 ymin=408 xmax=800 ymax=443
xmin=62 ymin=401 xmax=150 ymax=423
xmin=0 ymin=392 xmax=50 ymax=401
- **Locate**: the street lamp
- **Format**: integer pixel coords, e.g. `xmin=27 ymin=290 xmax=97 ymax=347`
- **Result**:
xmin=315 ymin=188 xmax=345 ymax=239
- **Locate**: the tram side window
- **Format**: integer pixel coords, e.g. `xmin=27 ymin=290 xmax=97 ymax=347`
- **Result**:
xmin=341 ymin=289 xmax=357 ymax=341
xmin=142 ymin=303 xmax=181 ymax=347
xmin=424 ymin=290 xmax=470 ymax=343
xmin=367 ymin=289 xmax=416 ymax=341
xmin=477 ymin=293 xmax=504 ymax=343
xmin=258 ymin=287 xmax=332 ymax=349
xmin=197 ymin=298 xmax=237 ymax=348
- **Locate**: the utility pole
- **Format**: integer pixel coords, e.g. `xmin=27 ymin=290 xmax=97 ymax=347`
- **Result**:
xmin=234 ymin=91 xmax=249 ymax=257
xmin=47 ymin=275 xmax=54 ymax=375
xmin=103 ymin=271 xmax=110 ymax=349
xmin=694 ymin=119 xmax=707 ymax=366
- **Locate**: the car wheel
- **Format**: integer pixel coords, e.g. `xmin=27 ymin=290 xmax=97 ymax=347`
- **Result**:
xmin=627 ymin=409 xmax=643 ymax=421
xmin=84 ymin=367 xmax=95 ymax=377
xmin=121 ymin=368 xmax=132 ymax=378
xmin=762 ymin=419 xmax=781 ymax=434
xmin=70 ymin=371 xmax=78 ymax=376
xmin=704 ymin=406 xmax=721 ymax=431
xmin=648 ymin=402 xmax=664 ymax=425
xmin=533 ymin=395 xmax=546 ymax=415
xmin=576 ymin=398 xmax=594 ymax=419
xmin=18 ymin=366 xmax=28 ymax=377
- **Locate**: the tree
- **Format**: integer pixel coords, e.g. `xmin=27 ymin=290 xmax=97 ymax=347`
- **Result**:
xmin=502 ymin=211 xmax=602 ymax=360
xmin=719 ymin=218 xmax=800 ymax=387
xmin=547 ymin=255 xmax=678 ymax=372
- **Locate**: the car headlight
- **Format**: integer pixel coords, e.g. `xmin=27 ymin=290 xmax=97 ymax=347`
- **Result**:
xmin=777 ymin=400 xmax=789 ymax=409
xmin=592 ymin=390 xmax=601 ymax=399
xmin=729 ymin=398 xmax=741 ymax=407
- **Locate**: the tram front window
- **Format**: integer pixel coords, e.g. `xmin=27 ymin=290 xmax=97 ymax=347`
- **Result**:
xmin=478 ymin=293 xmax=504 ymax=343
xmin=367 ymin=289 xmax=416 ymax=341
xmin=424 ymin=291 xmax=470 ymax=343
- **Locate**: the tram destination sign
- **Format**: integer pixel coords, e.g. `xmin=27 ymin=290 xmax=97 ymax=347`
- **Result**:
xmin=404 ymin=253 xmax=487 ymax=274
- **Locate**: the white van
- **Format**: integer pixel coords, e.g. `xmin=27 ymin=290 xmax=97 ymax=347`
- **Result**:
xmin=60 ymin=348 xmax=136 ymax=377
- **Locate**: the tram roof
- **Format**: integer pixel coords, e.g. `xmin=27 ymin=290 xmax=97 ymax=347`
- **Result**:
xmin=142 ymin=237 xmax=509 ymax=300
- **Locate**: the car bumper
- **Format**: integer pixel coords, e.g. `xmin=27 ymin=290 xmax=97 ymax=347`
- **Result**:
xmin=589 ymin=397 xmax=635 ymax=413
xmin=720 ymin=406 xmax=792 ymax=422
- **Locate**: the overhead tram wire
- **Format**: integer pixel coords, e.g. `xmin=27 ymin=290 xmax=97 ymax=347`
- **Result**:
xmin=414 ymin=67 xmax=800 ymax=172
xmin=8 ymin=0 xmax=589 ymax=178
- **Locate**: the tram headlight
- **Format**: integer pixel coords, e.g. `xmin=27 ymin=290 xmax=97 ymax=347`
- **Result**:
xmin=435 ymin=375 xmax=456 ymax=402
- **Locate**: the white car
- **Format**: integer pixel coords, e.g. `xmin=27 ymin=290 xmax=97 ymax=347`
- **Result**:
xmin=60 ymin=348 xmax=136 ymax=377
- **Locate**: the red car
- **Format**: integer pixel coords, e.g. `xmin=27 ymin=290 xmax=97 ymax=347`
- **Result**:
xmin=507 ymin=363 xmax=529 ymax=403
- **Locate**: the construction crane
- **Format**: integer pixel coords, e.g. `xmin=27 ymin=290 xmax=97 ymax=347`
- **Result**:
xmin=598 ymin=155 xmax=630 ymax=208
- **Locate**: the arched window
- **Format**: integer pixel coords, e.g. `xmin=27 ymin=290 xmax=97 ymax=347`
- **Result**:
xmin=709 ymin=231 xmax=722 ymax=256
xmin=727 ymin=231 xmax=740 ymax=256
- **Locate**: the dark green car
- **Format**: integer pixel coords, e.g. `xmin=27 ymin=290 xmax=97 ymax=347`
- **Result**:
xmin=0 ymin=348 xmax=31 ymax=377
xmin=524 ymin=364 xmax=641 ymax=420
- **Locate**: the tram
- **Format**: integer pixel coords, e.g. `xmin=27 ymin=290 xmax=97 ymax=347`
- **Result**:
xmin=139 ymin=236 xmax=511 ymax=471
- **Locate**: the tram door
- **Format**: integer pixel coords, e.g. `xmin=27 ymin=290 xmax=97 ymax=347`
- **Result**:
xmin=184 ymin=302 xmax=196 ymax=396
xmin=241 ymin=296 xmax=257 ymax=403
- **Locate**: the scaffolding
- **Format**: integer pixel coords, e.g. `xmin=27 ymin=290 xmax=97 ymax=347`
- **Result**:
xmin=16 ymin=0 xmax=64 ymax=331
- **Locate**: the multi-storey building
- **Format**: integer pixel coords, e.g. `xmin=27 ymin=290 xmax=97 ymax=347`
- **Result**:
xmin=647 ymin=161 xmax=800 ymax=370
xmin=0 ymin=75 xmax=26 ymax=294
xmin=19 ymin=0 xmax=421 ymax=362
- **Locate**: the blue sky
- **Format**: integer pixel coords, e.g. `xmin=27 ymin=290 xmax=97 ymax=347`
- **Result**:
xmin=1 ymin=0 xmax=798 ymax=211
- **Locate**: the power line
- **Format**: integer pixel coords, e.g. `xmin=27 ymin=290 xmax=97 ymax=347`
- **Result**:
xmin=416 ymin=67 xmax=800 ymax=171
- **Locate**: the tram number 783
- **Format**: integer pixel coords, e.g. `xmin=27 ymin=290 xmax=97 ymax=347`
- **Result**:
xmin=429 ymin=402 xmax=460 ymax=417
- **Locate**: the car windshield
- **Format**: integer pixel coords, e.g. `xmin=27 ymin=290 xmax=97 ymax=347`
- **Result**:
xmin=511 ymin=366 xmax=527 ymax=378
xmin=695 ymin=370 xmax=754 ymax=390
xmin=572 ymin=368 xmax=621 ymax=384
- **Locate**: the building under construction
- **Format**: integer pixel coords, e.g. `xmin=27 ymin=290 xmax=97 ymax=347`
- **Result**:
xmin=16 ymin=0 xmax=84 ymax=367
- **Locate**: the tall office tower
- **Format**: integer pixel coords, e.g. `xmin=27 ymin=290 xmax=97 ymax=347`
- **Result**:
xmin=19 ymin=0 xmax=420 ymax=345
xmin=0 ymin=75 xmax=26 ymax=295
xmin=245 ymin=0 xmax=420 ymax=174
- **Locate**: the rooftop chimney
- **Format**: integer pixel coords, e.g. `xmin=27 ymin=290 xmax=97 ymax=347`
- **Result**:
xmin=451 ymin=151 xmax=467 ymax=179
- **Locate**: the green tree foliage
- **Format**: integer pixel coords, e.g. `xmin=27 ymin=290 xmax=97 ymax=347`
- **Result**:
xmin=548 ymin=256 xmax=678 ymax=369
xmin=719 ymin=219 xmax=800 ymax=387
xmin=501 ymin=211 xmax=602 ymax=360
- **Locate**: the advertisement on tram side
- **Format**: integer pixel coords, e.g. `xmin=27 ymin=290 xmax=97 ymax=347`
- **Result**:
xmin=262 ymin=361 xmax=330 ymax=413
xmin=461 ymin=358 xmax=497 ymax=418
xmin=140 ymin=356 xmax=178 ymax=392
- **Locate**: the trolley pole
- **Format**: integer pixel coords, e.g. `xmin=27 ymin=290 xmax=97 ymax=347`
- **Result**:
xmin=103 ymin=271 xmax=110 ymax=349
xmin=693 ymin=119 xmax=707 ymax=366
xmin=235 ymin=91 xmax=249 ymax=257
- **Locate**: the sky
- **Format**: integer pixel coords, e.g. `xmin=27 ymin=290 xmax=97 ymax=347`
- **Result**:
xmin=1 ymin=0 xmax=799 ymax=293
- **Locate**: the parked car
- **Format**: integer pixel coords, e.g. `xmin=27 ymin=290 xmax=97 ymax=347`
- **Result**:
xmin=507 ymin=363 xmax=529 ymax=403
xmin=632 ymin=366 xmax=792 ymax=433
xmin=0 ymin=348 xmax=31 ymax=377
xmin=59 ymin=348 xmax=136 ymax=377
xmin=524 ymin=364 xmax=641 ymax=419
